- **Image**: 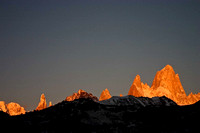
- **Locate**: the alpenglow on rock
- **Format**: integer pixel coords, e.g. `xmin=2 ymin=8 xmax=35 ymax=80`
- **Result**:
xmin=0 ymin=101 xmax=8 ymax=113
xmin=0 ymin=101 xmax=26 ymax=116
xmin=66 ymin=89 xmax=98 ymax=102
xmin=151 ymin=65 xmax=188 ymax=105
xmin=128 ymin=75 xmax=151 ymax=97
xmin=128 ymin=65 xmax=200 ymax=105
xmin=36 ymin=93 xmax=47 ymax=111
xmin=7 ymin=102 xmax=26 ymax=116
xmin=99 ymin=88 xmax=112 ymax=101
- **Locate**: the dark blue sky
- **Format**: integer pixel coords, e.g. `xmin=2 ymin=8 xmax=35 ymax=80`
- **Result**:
xmin=0 ymin=0 xmax=200 ymax=111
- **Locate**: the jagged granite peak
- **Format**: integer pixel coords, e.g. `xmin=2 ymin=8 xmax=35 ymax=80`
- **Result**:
xmin=151 ymin=64 xmax=187 ymax=105
xmin=0 ymin=101 xmax=25 ymax=116
xmin=36 ymin=93 xmax=47 ymax=111
xmin=128 ymin=75 xmax=142 ymax=97
xmin=152 ymin=64 xmax=180 ymax=89
xmin=163 ymin=64 xmax=174 ymax=71
xmin=133 ymin=75 xmax=142 ymax=87
xmin=128 ymin=75 xmax=151 ymax=97
xmin=7 ymin=102 xmax=26 ymax=116
xmin=66 ymin=89 xmax=98 ymax=102
xmin=187 ymin=92 xmax=200 ymax=105
xmin=128 ymin=65 xmax=200 ymax=105
xmin=99 ymin=88 xmax=112 ymax=101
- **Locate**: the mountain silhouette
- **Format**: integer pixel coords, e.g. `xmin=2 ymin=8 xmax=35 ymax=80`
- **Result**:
xmin=0 ymin=96 xmax=200 ymax=133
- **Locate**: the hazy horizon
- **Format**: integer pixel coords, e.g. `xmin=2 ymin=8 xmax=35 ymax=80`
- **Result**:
xmin=0 ymin=0 xmax=200 ymax=111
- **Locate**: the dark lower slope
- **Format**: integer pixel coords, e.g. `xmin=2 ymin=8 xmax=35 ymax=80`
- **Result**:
xmin=0 ymin=98 xmax=200 ymax=133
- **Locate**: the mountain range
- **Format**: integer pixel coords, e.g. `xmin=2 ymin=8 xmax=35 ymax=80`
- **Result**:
xmin=0 ymin=95 xmax=200 ymax=132
xmin=100 ymin=65 xmax=200 ymax=105
xmin=0 ymin=64 xmax=200 ymax=116
xmin=0 ymin=64 xmax=200 ymax=132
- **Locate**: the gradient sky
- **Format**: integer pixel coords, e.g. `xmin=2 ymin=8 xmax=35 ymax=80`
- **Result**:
xmin=0 ymin=0 xmax=200 ymax=111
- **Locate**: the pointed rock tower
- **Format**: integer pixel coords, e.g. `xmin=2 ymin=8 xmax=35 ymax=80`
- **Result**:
xmin=36 ymin=93 xmax=47 ymax=111
xmin=151 ymin=64 xmax=187 ymax=105
xmin=128 ymin=75 xmax=143 ymax=97
xmin=128 ymin=64 xmax=199 ymax=105
xmin=99 ymin=88 xmax=112 ymax=101
xmin=128 ymin=75 xmax=151 ymax=97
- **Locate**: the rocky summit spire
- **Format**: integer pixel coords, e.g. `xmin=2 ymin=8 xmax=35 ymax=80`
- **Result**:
xmin=151 ymin=64 xmax=177 ymax=90
xmin=99 ymin=88 xmax=112 ymax=101
xmin=36 ymin=93 xmax=47 ymax=111
xmin=128 ymin=75 xmax=143 ymax=97
xmin=66 ymin=89 xmax=99 ymax=102
xmin=127 ymin=65 xmax=200 ymax=105
xmin=132 ymin=75 xmax=142 ymax=88
xmin=151 ymin=64 xmax=187 ymax=105
xmin=128 ymin=74 xmax=151 ymax=97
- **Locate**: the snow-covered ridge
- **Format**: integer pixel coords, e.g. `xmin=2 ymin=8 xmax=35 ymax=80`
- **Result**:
xmin=98 ymin=95 xmax=177 ymax=107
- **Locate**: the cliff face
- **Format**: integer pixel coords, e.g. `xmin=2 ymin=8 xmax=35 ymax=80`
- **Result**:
xmin=128 ymin=65 xmax=200 ymax=105
xmin=99 ymin=88 xmax=112 ymax=101
xmin=151 ymin=65 xmax=188 ymax=105
xmin=187 ymin=92 xmax=200 ymax=105
xmin=128 ymin=75 xmax=151 ymax=97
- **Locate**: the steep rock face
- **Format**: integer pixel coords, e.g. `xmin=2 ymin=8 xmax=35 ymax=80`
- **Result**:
xmin=187 ymin=92 xmax=200 ymax=105
xmin=66 ymin=89 xmax=98 ymax=102
xmin=99 ymin=88 xmax=112 ymax=101
xmin=128 ymin=75 xmax=142 ymax=97
xmin=128 ymin=75 xmax=151 ymax=97
xmin=0 ymin=101 xmax=25 ymax=116
xmin=7 ymin=102 xmax=26 ymax=116
xmin=128 ymin=65 xmax=200 ymax=105
xmin=151 ymin=65 xmax=187 ymax=105
xmin=36 ymin=94 xmax=47 ymax=111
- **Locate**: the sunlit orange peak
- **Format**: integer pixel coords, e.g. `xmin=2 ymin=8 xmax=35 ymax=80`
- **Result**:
xmin=36 ymin=93 xmax=47 ymax=111
xmin=128 ymin=64 xmax=200 ymax=105
xmin=0 ymin=101 xmax=26 ymax=116
xmin=99 ymin=88 xmax=112 ymax=101
xmin=66 ymin=89 xmax=98 ymax=102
